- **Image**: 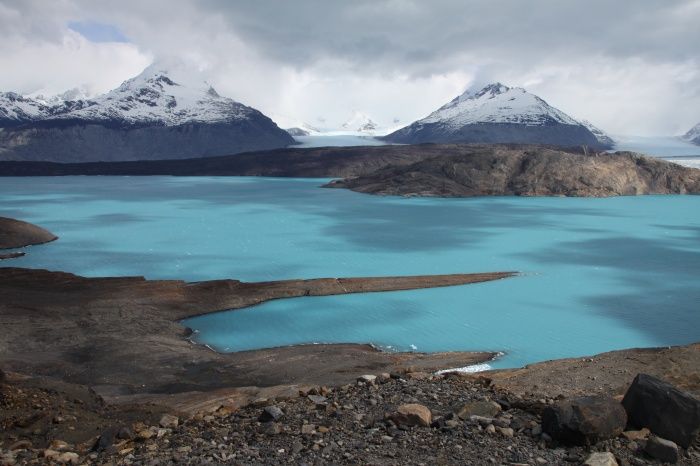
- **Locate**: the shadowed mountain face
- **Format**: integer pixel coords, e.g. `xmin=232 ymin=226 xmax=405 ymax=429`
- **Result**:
xmin=383 ymin=83 xmax=612 ymax=149
xmin=0 ymin=66 xmax=294 ymax=162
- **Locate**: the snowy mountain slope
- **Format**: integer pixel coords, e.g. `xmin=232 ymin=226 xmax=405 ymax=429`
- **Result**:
xmin=0 ymin=91 xmax=95 ymax=127
xmin=420 ymin=83 xmax=580 ymax=127
xmin=59 ymin=65 xmax=262 ymax=126
xmin=683 ymin=122 xmax=700 ymax=145
xmin=0 ymin=65 xmax=294 ymax=162
xmin=383 ymin=83 xmax=612 ymax=149
xmin=341 ymin=111 xmax=379 ymax=133
xmin=580 ymin=119 xmax=615 ymax=146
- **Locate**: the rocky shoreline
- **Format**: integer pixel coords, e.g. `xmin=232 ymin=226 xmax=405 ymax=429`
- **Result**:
xmin=0 ymin=217 xmax=57 ymax=250
xmin=2 ymin=346 xmax=699 ymax=465
xmin=1 ymin=217 xmax=699 ymax=464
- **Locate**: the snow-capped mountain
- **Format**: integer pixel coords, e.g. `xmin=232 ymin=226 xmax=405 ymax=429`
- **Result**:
xmin=0 ymin=65 xmax=293 ymax=162
xmin=383 ymin=83 xmax=612 ymax=149
xmin=579 ymin=119 xmax=615 ymax=147
xmin=0 ymin=92 xmax=92 ymax=126
xmin=340 ymin=111 xmax=379 ymax=133
xmin=682 ymin=122 xmax=700 ymax=145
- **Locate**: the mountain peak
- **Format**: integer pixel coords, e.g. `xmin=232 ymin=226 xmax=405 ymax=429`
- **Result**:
xmin=683 ymin=122 xmax=700 ymax=145
xmin=472 ymin=82 xmax=511 ymax=98
xmin=383 ymin=81 xmax=612 ymax=149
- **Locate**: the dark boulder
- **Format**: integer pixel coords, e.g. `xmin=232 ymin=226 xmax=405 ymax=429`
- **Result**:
xmin=622 ymin=373 xmax=700 ymax=448
xmin=541 ymin=396 xmax=627 ymax=445
xmin=644 ymin=435 xmax=679 ymax=464
xmin=259 ymin=405 xmax=284 ymax=423
xmin=94 ymin=426 xmax=119 ymax=452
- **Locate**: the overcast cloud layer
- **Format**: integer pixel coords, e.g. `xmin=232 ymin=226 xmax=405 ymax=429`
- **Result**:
xmin=1 ymin=0 xmax=698 ymax=135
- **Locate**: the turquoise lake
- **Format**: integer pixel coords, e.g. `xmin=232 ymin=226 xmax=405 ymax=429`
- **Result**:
xmin=1 ymin=176 xmax=698 ymax=369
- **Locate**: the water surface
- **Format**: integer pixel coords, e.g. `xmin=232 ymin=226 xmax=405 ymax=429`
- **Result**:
xmin=1 ymin=176 xmax=698 ymax=368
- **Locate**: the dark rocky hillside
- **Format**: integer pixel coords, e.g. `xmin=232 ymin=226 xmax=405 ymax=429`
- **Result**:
xmin=326 ymin=147 xmax=700 ymax=197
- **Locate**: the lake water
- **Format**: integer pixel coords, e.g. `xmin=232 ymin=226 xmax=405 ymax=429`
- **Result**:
xmin=1 ymin=176 xmax=699 ymax=369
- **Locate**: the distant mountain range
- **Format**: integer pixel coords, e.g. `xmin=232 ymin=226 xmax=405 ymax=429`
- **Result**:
xmin=382 ymin=83 xmax=613 ymax=149
xmin=0 ymin=65 xmax=293 ymax=162
xmin=683 ymin=122 xmax=700 ymax=145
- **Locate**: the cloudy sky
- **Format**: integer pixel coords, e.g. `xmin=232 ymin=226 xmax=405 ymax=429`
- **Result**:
xmin=1 ymin=0 xmax=698 ymax=135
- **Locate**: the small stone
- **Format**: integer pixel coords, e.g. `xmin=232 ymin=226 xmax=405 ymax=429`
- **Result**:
xmin=261 ymin=422 xmax=282 ymax=436
xmin=117 ymin=427 xmax=134 ymax=440
xmin=317 ymin=425 xmax=329 ymax=433
xmin=456 ymin=400 xmax=502 ymax=420
xmin=497 ymin=427 xmax=514 ymax=437
xmin=301 ymin=424 xmax=316 ymax=435
xmin=358 ymin=375 xmax=377 ymax=384
xmin=259 ymin=405 xmax=284 ymax=422
xmin=252 ymin=397 xmax=269 ymax=406
xmin=390 ymin=403 xmax=432 ymax=427
xmin=43 ymin=450 xmax=61 ymax=460
xmin=445 ymin=419 xmax=460 ymax=429
xmin=583 ymin=452 xmax=618 ymax=466
xmin=8 ymin=440 xmax=32 ymax=451
xmin=531 ymin=424 xmax=542 ymax=436
xmin=56 ymin=452 xmax=79 ymax=464
xmin=644 ymin=435 xmax=679 ymax=464
xmin=485 ymin=424 xmax=496 ymax=434
xmin=406 ymin=371 xmax=431 ymax=380
xmin=49 ymin=440 xmax=70 ymax=451
xmin=0 ymin=452 xmax=15 ymax=466
xmin=308 ymin=394 xmax=327 ymax=407
xmin=621 ymin=427 xmax=649 ymax=441
xmin=158 ymin=414 xmax=179 ymax=429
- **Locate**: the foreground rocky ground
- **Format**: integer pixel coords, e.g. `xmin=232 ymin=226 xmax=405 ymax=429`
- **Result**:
xmin=2 ymin=367 xmax=698 ymax=465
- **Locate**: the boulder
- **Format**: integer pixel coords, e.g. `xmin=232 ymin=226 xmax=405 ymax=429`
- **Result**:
xmin=644 ymin=435 xmax=679 ymax=464
xmin=541 ymin=396 xmax=627 ymax=445
xmin=259 ymin=405 xmax=284 ymax=422
xmin=622 ymin=373 xmax=700 ymax=448
xmin=456 ymin=400 xmax=502 ymax=420
xmin=390 ymin=403 xmax=432 ymax=427
xmin=583 ymin=452 xmax=618 ymax=466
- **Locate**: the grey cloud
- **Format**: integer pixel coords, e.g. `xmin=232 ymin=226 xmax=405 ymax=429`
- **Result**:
xmin=199 ymin=0 xmax=700 ymax=73
xmin=0 ymin=0 xmax=699 ymax=135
